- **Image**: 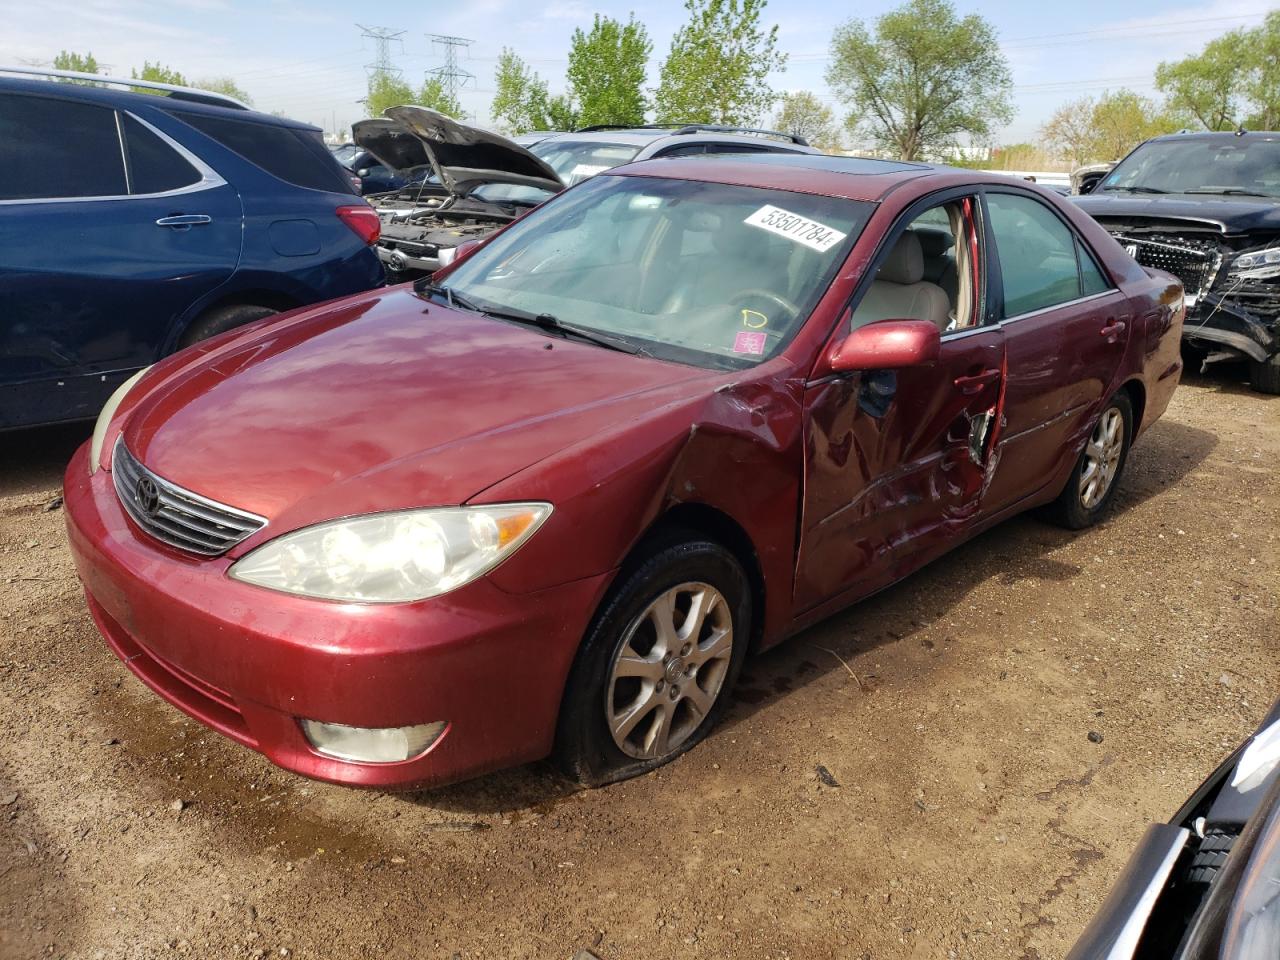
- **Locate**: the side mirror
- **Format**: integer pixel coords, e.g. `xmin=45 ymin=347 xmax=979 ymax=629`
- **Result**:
xmin=356 ymin=167 xmax=371 ymax=178
xmin=828 ymin=319 xmax=940 ymax=373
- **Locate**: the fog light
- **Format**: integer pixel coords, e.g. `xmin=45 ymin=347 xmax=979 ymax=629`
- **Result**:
xmin=300 ymin=719 xmax=447 ymax=763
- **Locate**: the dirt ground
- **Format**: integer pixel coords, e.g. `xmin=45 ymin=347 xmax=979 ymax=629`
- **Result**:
xmin=1 ymin=367 xmax=1276 ymax=960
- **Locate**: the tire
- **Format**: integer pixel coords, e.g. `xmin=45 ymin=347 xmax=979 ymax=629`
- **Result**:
xmin=178 ymin=303 xmax=278 ymax=350
xmin=1043 ymin=391 xmax=1134 ymax=530
xmin=554 ymin=535 xmax=752 ymax=787
xmin=1249 ymin=355 xmax=1280 ymax=394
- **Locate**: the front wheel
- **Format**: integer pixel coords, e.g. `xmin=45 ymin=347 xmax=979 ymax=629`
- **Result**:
xmin=1249 ymin=355 xmax=1280 ymax=394
xmin=554 ymin=537 xmax=751 ymax=787
xmin=1043 ymin=391 xmax=1133 ymax=530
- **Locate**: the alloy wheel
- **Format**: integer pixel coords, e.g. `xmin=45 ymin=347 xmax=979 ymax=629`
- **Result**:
xmin=1079 ymin=407 xmax=1125 ymax=510
xmin=605 ymin=582 xmax=734 ymax=760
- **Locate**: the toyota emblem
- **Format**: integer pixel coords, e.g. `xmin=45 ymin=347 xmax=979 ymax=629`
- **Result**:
xmin=135 ymin=477 xmax=161 ymax=517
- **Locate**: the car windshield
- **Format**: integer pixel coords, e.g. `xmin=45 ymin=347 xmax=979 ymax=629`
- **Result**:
xmin=471 ymin=137 xmax=643 ymax=206
xmin=1100 ymin=138 xmax=1280 ymax=198
xmin=440 ymin=175 xmax=872 ymax=370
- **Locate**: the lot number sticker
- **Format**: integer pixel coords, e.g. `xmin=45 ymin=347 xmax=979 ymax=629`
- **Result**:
xmin=744 ymin=205 xmax=847 ymax=252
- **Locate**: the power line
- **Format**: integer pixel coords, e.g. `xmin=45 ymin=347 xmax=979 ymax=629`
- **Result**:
xmin=357 ymin=24 xmax=405 ymax=81
xmin=426 ymin=34 xmax=475 ymax=111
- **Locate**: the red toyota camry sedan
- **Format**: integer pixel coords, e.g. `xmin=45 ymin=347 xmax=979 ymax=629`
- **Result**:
xmin=64 ymin=154 xmax=1185 ymax=790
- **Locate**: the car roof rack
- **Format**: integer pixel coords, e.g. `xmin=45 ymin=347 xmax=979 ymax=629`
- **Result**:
xmin=671 ymin=124 xmax=809 ymax=147
xmin=0 ymin=65 xmax=251 ymax=110
xmin=572 ymin=123 xmax=687 ymax=133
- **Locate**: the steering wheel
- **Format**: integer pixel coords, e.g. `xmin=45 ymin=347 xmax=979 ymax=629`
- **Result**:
xmin=729 ymin=288 xmax=801 ymax=325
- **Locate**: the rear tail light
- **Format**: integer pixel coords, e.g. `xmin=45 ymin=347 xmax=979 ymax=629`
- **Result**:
xmin=336 ymin=204 xmax=380 ymax=246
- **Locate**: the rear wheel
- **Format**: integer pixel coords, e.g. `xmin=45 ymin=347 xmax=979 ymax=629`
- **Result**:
xmin=1249 ymin=355 xmax=1280 ymax=394
xmin=1044 ymin=391 xmax=1133 ymax=530
xmin=178 ymin=303 xmax=278 ymax=350
xmin=554 ymin=536 xmax=751 ymax=787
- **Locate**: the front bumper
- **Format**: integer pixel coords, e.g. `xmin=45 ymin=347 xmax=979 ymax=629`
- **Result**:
xmin=1183 ymin=294 xmax=1278 ymax=363
xmin=375 ymin=242 xmax=440 ymax=277
xmin=63 ymin=442 xmax=609 ymax=789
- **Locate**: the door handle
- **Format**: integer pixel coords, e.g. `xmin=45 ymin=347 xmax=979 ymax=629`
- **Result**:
xmin=1100 ymin=319 xmax=1127 ymax=341
xmin=953 ymin=368 xmax=1000 ymax=395
xmin=155 ymin=214 xmax=212 ymax=228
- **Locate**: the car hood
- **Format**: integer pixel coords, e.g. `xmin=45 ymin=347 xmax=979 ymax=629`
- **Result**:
xmin=352 ymin=106 xmax=563 ymax=198
xmin=121 ymin=288 xmax=710 ymax=538
xmin=1072 ymin=192 xmax=1280 ymax=234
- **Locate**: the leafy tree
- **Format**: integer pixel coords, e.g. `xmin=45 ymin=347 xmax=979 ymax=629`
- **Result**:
xmin=1041 ymin=97 xmax=1098 ymax=166
xmin=1155 ymin=33 xmax=1244 ymax=131
xmin=827 ymin=0 xmax=1012 ymax=161
xmin=53 ymin=50 xmax=100 ymax=80
xmin=418 ymin=77 xmax=462 ymax=118
xmin=654 ymin=0 xmax=786 ymax=126
xmin=1241 ymin=11 xmax=1280 ymax=130
xmin=365 ymin=74 xmax=415 ymax=118
xmin=1089 ymin=89 xmax=1177 ymax=160
xmin=131 ymin=61 xmax=187 ymax=95
xmin=492 ymin=49 xmax=552 ymax=133
xmin=491 ymin=49 xmax=575 ymax=132
xmin=774 ymin=91 xmax=837 ymax=148
xmin=567 ymin=14 xmax=651 ymax=128
xmin=194 ymin=77 xmax=253 ymax=106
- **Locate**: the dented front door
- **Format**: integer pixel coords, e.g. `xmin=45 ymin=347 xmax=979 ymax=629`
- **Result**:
xmin=794 ymin=326 xmax=1006 ymax=611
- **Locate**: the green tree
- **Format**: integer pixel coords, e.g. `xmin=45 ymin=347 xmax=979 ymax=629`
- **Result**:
xmin=1155 ymin=32 xmax=1244 ymax=131
xmin=365 ymin=74 xmax=416 ymax=117
xmin=1241 ymin=11 xmax=1280 ymax=129
xmin=1041 ymin=96 xmax=1098 ymax=166
xmin=567 ymin=14 xmax=651 ymax=127
xmin=654 ymin=0 xmax=785 ymax=125
xmin=53 ymin=50 xmax=100 ymax=80
xmin=418 ymin=77 xmax=462 ymax=118
xmin=194 ymin=77 xmax=253 ymax=106
xmin=774 ymin=91 xmax=837 ymax=148
xmin=827 ymin=0 xmax=1012 ymax=161
xmin=131 ymin=61 xmax=187 ymax=95
xmin=1089 ymin=89 xmax=1177 ymax=160
xmin=491 ymin=49 xmax=566 ymax=133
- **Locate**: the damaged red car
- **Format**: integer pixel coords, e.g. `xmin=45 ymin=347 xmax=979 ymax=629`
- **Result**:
xmin=64 ymin=155 xmax=1185 ymax=790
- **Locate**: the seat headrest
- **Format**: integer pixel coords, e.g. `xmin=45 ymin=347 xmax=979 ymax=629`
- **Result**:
xmin=912 ymin=226 xmax=955 ymax=259
xmin=878 ymin=230 xmax=925 ymax=285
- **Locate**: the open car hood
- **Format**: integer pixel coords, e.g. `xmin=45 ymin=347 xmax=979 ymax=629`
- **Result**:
xmin=353 ymin=106 xmax=563 ymax=197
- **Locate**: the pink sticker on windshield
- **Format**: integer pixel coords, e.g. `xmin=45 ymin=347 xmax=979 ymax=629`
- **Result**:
xmin=733 ymin=331 xmax=767 ymax=356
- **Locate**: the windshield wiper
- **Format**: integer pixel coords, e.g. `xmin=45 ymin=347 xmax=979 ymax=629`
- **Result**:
xmin=479 ymin=304 xmax=649 ymax=356
xmin=1101 ymin=185 xmax=1169 ymax=194
xmin=1183 ymin=188 xmax=1276 ymax=198
xmin=412 ymin=278 xmax=485 ymax=314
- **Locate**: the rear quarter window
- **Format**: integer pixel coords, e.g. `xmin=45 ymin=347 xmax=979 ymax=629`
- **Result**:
xmin=121 ymin=115 xmax=202 ymax=194
xmin=176 ymin=113 xmax=352 ymax=194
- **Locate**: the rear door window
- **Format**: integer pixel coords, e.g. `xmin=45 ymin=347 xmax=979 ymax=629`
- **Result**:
xmin=0 ymin=94 xmax=126 ymax=200
xmin=121 ymin=115 xmax=202 ymax=194
xmin=987 ymin=192 xmax=1088 ymax=317
xmin=176 ymin=113 xmax=352 ymax=193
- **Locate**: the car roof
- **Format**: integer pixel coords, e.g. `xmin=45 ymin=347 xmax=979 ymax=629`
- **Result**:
xmin=0 ymin=75 xmax=321 ymax=132
xmin=536 ymin=127 xmax=815 ymax=152
xmin=612 ymin=152 xmax=1046 ymax=203
xmin=1147 ymin=130 xmax=1280 ymax=143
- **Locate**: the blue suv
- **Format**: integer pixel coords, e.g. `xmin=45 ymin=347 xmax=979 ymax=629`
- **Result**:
xmin=0 ymin=69 xmax=385 ymax=430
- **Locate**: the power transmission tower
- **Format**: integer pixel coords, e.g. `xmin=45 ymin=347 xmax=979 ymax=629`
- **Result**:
xmin=357 ymin=24 xmax=406 ymax=81
xmin=426 ymin=34 xmax=475 ymax=111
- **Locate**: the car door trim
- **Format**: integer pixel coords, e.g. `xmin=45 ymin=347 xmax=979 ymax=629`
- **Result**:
xmin=997 ymin=290 xmax=1119 ymax=325
xmin=0 ymin=110 xmax=226 ymax=206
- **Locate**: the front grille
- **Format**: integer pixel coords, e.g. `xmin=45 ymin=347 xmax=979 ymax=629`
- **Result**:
xmin=112 ymin=439 xmax=266 ymax=556
xmin=1111 ymin=233 xmax=1222 ymax=300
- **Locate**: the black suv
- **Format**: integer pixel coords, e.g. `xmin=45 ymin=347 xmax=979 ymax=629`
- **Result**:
xmin=1073 ymin=131 xmax=1280 ymax=393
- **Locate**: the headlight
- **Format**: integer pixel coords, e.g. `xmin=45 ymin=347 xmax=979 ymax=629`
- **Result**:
xmin=227 ymin=503 xmax=552 ymax=602
xmin=89 ymin=367 xmax=152 ymax=475
xmin=1232 ymin=246 xmax=1280 ymax=277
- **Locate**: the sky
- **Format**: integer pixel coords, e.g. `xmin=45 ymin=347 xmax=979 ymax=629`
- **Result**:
xmin=0 ymin=0 xmax=1274 ymax=143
